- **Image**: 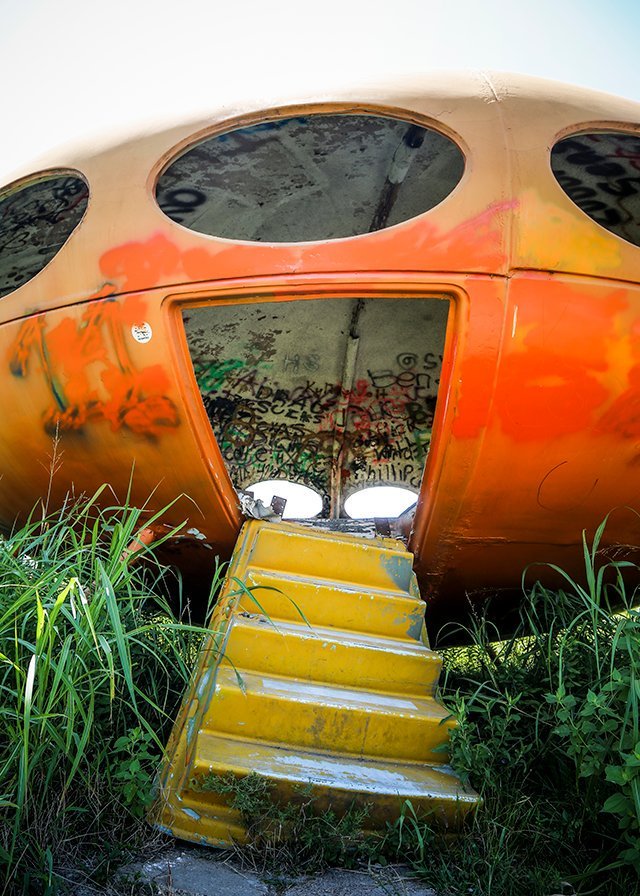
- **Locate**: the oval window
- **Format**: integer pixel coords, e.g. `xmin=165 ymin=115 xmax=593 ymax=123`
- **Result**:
xmin=0 ymin=171 xmax=89 ymax=298
xmin=344 ymin=486 xmax=418 ymax=519
xmin=156 ymin=113 xmax=464 ymax=242
xmin=246 ymin=479 xmax=323 ymax=519
xmin=551 ymin=131 xmax=640 ymax=247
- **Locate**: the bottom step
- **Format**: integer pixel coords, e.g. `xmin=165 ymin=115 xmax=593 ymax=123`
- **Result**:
xmin=155 ymin=735 xmax=477 ymax=845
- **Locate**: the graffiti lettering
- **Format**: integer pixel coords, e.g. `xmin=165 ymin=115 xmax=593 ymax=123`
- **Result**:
xmin=552 ymin=133 xmax=640 ymax=243
xmin=195 ymin=353 xmax=441 ymax=503
xmin=0 ymin=175 xmax=90 ymax=298
xmin=156 ymin=188 xmax=207 ymax=224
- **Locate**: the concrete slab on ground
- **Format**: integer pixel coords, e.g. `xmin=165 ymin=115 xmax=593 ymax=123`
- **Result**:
xmin=117 ymin=848 xmax=267 ymax=895
xmin=114 ymin=846 xmax=436 ymax=896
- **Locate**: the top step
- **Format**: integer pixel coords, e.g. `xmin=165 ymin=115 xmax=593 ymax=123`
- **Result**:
xmin=244 ymin=522 xmax=416 ymax=594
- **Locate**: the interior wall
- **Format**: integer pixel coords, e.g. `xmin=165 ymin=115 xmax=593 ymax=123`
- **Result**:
xmin=182 ymin=296 xmax=449 ymax=517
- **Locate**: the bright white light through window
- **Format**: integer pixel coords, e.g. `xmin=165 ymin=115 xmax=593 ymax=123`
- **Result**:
xmin=246 ymin=479 xmax=323 ymax=519
xmin=344 ymin=486 xmax=418 ymax=519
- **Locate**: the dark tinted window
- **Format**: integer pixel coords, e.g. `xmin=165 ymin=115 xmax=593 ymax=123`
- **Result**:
xmin=551 ymin=131 xmax=640 ymax=247
xmin=156 ymin=114 xmax=464 ymax=242
xmin=0 ymin=172 xmax=89 ymax=298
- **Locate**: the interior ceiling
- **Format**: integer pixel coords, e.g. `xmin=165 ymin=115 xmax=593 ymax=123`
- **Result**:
xmin=0 ymin=173 xmax=89 ymax=298
xmin=551 ymin=131 xmax=640 ymax=247
xmin=183 ymin=297 xmax=449 ymax=517
xmin=156 ymin=113 xmax=465 ymax=242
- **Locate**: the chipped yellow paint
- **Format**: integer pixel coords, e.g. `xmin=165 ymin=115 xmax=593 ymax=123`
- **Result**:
xmin=151 ymin=520 xmax=478 ymax=846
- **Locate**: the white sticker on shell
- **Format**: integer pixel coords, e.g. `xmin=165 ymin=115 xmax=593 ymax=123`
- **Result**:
xmin=131 ymin=322 xmax=153 ymax=343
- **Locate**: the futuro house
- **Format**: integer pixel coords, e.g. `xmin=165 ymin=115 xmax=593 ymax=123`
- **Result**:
xmin=2 ymin=71 xmax=640 ymax=634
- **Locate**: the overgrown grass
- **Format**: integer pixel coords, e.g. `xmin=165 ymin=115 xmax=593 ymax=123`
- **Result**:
xmin=200 ymin=772 xmax=377 ymax=876
xmin=3 ymin=498 xmax=640 ymax=895
xmin=407 ymin=517 xmax=640 ymax=895
xmin=0 ymin=489 xmax=219 ymax=895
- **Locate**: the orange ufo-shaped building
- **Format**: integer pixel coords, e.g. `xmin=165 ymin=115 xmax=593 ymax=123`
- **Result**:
xmin=2 ymin=71 xmax=640 ymax=631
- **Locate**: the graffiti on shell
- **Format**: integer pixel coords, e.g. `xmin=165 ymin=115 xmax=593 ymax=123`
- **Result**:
xmin=9 ymin=294 xmax=179 ymax=438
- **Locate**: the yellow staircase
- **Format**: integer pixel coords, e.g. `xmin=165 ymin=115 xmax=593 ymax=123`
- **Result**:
xmin=152 ymin=520 xmax=478 ymax=845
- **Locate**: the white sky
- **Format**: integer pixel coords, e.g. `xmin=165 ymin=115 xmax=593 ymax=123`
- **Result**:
xmin=1 ymin=0 xmax=639 ymax=179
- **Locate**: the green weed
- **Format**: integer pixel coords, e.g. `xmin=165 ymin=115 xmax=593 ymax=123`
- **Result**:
xmin=3 ymin=496 xmax=640 ymax=896
xmin=0 ymin=489 xmax=220 ymax=895
xmin=427 ymin=517 xmax=640 ymax=894
xmin=199 ymin=772 xmax=378 ymax=878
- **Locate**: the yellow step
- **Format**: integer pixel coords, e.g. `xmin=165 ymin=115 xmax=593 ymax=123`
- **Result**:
xmin=246 ymin=524 xmax=415 ymax=592
xmin=223 ymin=615 xmax=442 ymax=696
xmin=197 ymin=668 xmax=453 ymax=763
xmin=186 ymin=734 xmax=477 ymax=827
xmin=241 ymin=567 xmax=426 ymax=641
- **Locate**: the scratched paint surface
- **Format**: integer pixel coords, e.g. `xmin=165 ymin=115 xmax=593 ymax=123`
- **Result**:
xmin=182 ymin=298 xmax=448 ymax=513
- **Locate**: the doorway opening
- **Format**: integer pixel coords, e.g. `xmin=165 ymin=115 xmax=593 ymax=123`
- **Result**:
xmin=182 ymin=295 xmax=450 ymax=541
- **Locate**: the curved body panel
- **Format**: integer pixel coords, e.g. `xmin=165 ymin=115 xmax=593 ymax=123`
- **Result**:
xmin=2 ymin=72 xmax=640 ymax=622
